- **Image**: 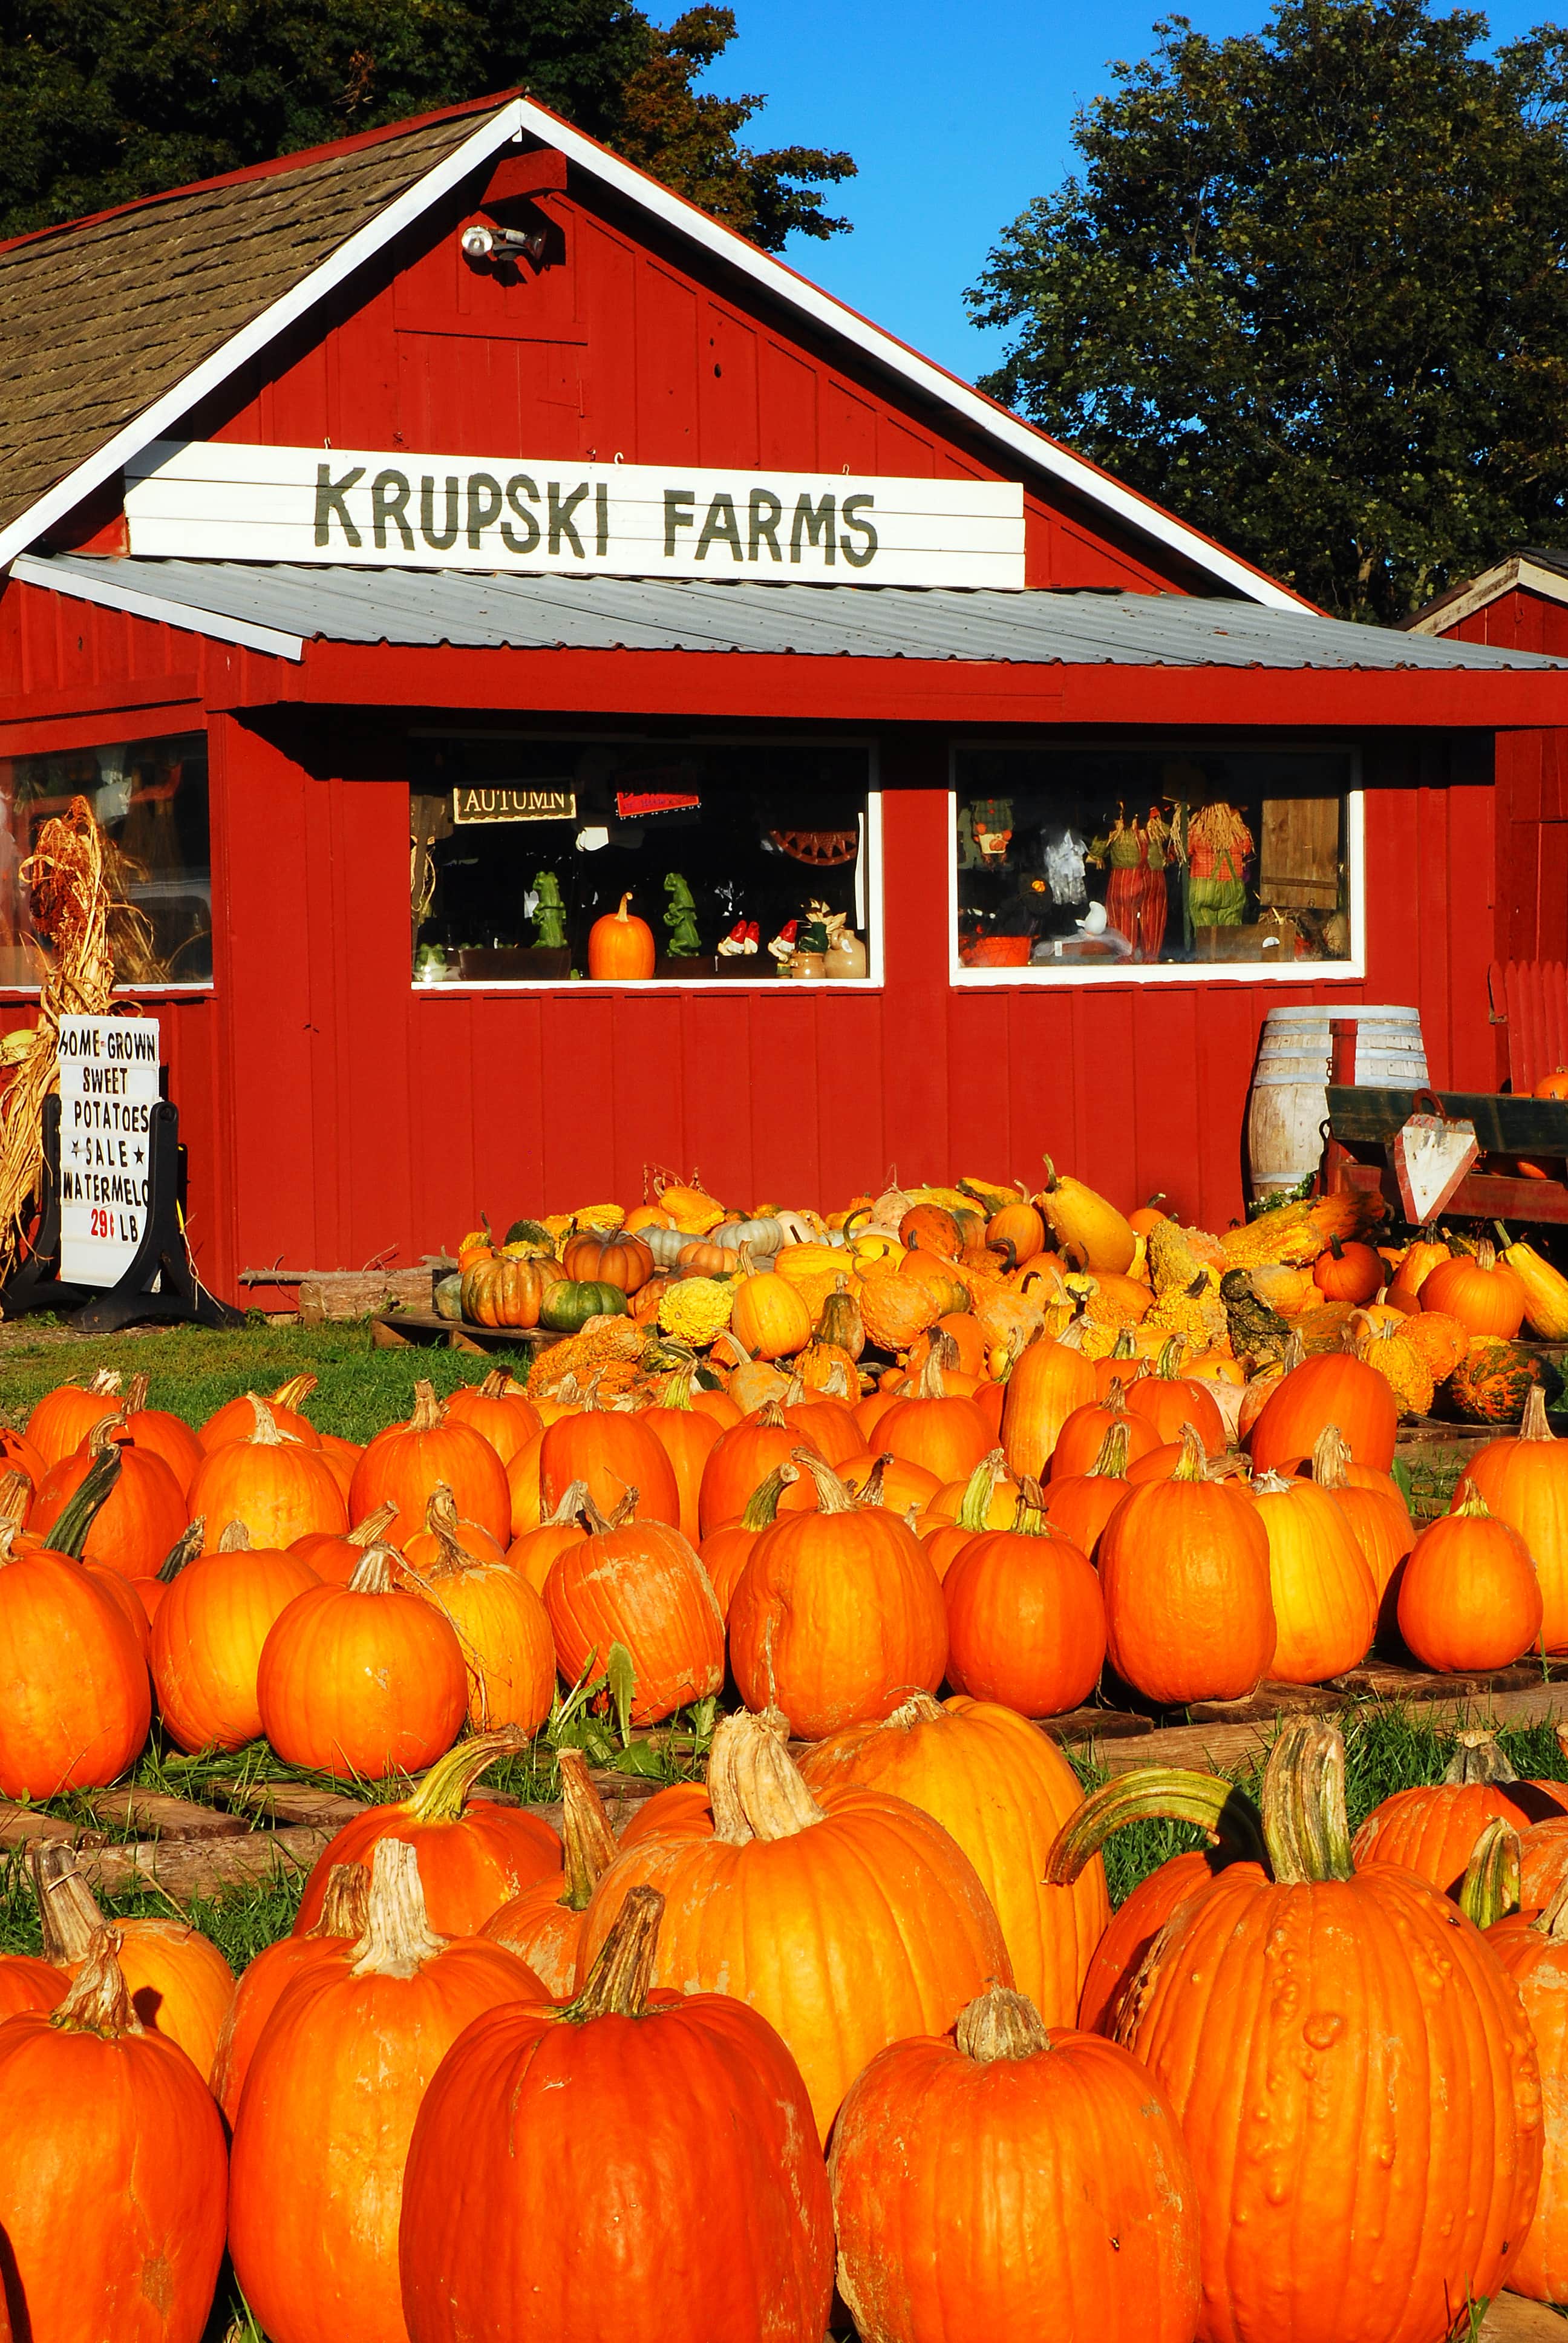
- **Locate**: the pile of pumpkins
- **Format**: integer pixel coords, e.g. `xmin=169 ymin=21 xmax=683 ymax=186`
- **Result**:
xmin=6 ymin=1705 xmax=1568 ymax=2341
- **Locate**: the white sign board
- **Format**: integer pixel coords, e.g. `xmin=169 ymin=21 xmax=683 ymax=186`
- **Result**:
xmin=57 ymin=1017 xmax=160 ymax=1287
xmin=125 ymin=440 xmax=1027 ymax=589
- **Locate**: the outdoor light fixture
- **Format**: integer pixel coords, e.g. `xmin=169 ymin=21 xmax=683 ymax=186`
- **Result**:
xmin=461 ymin=221 xmax=549 ymax=266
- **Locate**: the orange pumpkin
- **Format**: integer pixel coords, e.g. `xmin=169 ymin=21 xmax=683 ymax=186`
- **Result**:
xmin=730 ymin=1268 xmax=814 ymax=1361
xmin=1420 ymin=1239 xmax=1528 ymax=1338
xmin=1454 ymin=1386 xmax=1568 ymax=1653
xmin=152 ymin=1522 xmax=321 ymax=1753
xmin=1000 ymin=1335 xmax=1097 ymax=1481
xmin=350 ymin=1378 xmax=512 ymax=1548
xmin=697 ymin=1400 xmax=822 ymax=1537
xmin=560 ymin=1230 xmax=655 ymax=1293
xmin=874 ymin=1335 xmax=993 ymax=1483
xmin=409 ymin=1512 xmax=556 ymax=1736
xmin=540 ymin=1400 xmax=681 ymax=1532
xmin=1040 ymin=1419 xmax=1134 ymax=1561
xmin=1049 ymin=1388 xmax=1163 ymax=1481
xmin=1250 ymin=1470 xmax=1377 ymax=1683
xmin=34 ymin=1847 xmax=237 ymax=2083
xmin=1313 ymin=1235 xmax=1385 ymax=1304
xmin=1247 ymin=1349 xmax=1398 ymax=1473
xmin=26 ymin=1412 xmax=188 ymax=1580
xmin=477 ymin=1748 xmax=618 ymax=1995
xmin=0 ymin=1523 xmax=150 ymax=1798
xmin=544 ymin=1501 xmax=725 ymax=1725
xmin=1097 ymin=1426 xmax=1275 ymax=1706
xmin=1122 ymin=1338 xmax=1226 ymax=1455
xmin=943 ymin=1502 xmax=1105 ymax=1718
xmin=586 ymin=891 xmax=656 ymax=978
xmin=188 ymin=1395 xmax=347 ymax=1552
xmin=256 ymin=1544 xmax=468 ymax=1780
xmin=23 ymin=1366 xmax=124 ymax=1466
xmin=113 ymin=1369 xmax=204 ymax=1496
xmin=440 ymin=1368 xmax=544 ymax=1464
xmin=1397 ymin=1484 xmax=1544 ymax=1672
xmin=200 ymin=1370 xmax=322 ymax=1450
xmin=212 ymin=1864 xmax=370 ymax=2125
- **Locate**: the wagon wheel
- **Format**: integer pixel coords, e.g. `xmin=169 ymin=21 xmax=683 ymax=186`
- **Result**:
xmin=770 ymin=828 xmax=858 ymax=867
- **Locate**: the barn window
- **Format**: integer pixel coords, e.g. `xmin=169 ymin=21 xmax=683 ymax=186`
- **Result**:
xmin=950 ymin=745 xmax=1362 ymax=983
xmin=410 ymin=736 xmax=879 ymax=985
xmin=0 ymin=732 xmax=212 ymax=989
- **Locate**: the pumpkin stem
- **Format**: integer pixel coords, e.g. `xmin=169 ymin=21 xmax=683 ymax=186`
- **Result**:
xmin=1474 ymin=1238 xmax=1497 ymax=1273
xmin=562 ymin=1882 xmax=662 ymax=2021
xmin=956 ymin=1982 xmax=1051 ymax=2063
xmin=1259 ymin=1719 xmax=1353 ymax=1886
xmin=1086 ymin=1421 xmax=1130 ymax=1481
xmin=1044 ymin=1769 xmax=1266 ymax=1884
xmin=1282 ymin=1332 xmax=1305 ymax=1374
xmin=406 ymin=1727 xmax=528 ymax=1824
xmin=0 ymin=1470 xmax=28 ymax=1530
xmin=790 ymin=1447 xmax=858 ymax=1515
xmin=349 ymin=1839 xmax=446 ymax=1978
xmin=478 ymin=1368 xmax=511 ymax=1399
xmin=558 ymin=1749 xmax=618 ymax=1912
xmin=915 ymin=1334 xmax=956 ymax=1401
xmin=957 ymin=1449 xmax=1011 ymax=1531
xmin=270 ymin=1372 xmax=318 ymax=1411
xmin=409 ymin=1380 xmax=444 ymax=1434
xmin=87 ymin=1369 xmax=123 ymax=1397
xmin=741 ymin=1461 xmax=798 ymax=1530
xmin=41 ymin=1445 xmax=121 ymax=1559
xmin=1538 ymin=1875 xmax=1568 ymax=1941
xmin=218 ymin=1519 xmax=251 ymax=1552
xmin=615 ymin=892 xmax=634 ymax=923
xmin=33 ymin=1843 xmax=106 ymax=1965
xmin=660 ymin=1360 xmax=697 ymax=1412
xmin=1171 ymin=1421 xmax=1208 ymax=1485
xmin=753 ymin=1400 xmax=788 ymax=1430
xmin=1521 ymin=1385 xmax=1555 ymax=1444
xmin=1155 ymin=1337 xmax=1184 ymax=1381
xmin=152 ymin=1521 xmax=203 ymax=1582
xmin=707 ymin=1709 xmax=821 ymax=1846
xmin=348 ymin=1499 xmax=400 ymax=1548
xmin=885 ymin=1689 xmax=946 ymax=1731
xmin=1443 ymin=1727 xmax=1520 ymax=1786
xmin=818 ymin=1355 xmax=856 ymax=1404
xmin=347 ymin=1544 xmax=399 ymax=1594
xmin=573 ymin=1489 xmax=634 ymax=1537
xmin=310 ymin=1863 xmax=372 ymax=1941
xmin=1451 ymin=1481 xmax=1495 ymax=1523
xmin=1007 ymin=1475 xmax=1051 ymax=1536
xmin=1457 ymin=1818 xmax=1521 ymax=1930
xmin=88 ymin=1406 xmax=128 ymax=1456
xmin=50 ymin=1927 xmax=140 ymax=2038
xmin=1310 ymin=1423 xmax=1351 ymax=1489
xmin=852 ymin=1453 xmax=891 ymax=1508
xmin=247 ymin=1395 xmax=293 ymax=1447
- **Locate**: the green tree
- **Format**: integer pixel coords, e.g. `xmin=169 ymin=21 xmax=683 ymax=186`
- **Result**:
xmin=969 ymin=0 xmax=1568 ymax=620
xmin=0 ymin=0 xmax=853 ymax=252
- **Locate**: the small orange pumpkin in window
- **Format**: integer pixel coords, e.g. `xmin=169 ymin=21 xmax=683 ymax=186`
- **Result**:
xmin=587 ymin=893 xmax=655 ymax=980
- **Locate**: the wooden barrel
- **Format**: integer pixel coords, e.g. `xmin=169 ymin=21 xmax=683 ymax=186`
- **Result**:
xmin=1349 ymin=1005 xmax=1428 ymax=1089
xmin=1247 ymin=1008 xmax=1333 ymax=1195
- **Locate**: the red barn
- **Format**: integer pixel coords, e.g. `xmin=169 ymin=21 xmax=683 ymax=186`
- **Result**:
xmin=0 ymin=91 xmax=1562 ymax=1306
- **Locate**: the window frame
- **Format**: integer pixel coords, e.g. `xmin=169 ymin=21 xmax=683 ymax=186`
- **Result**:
xmin=408 ymin=730 xmax=886 ymax=994
xmin=0 ymin=723 xmax=216 ymax=999
xmin=946 ymin=739 xmax=1367 ymax=988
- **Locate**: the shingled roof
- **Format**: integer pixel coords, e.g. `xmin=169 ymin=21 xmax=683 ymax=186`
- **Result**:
xmin=0 ymin=102 xmax=506 ymax=541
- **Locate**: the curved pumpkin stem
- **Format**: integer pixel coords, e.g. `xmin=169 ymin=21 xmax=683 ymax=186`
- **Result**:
xmin=1310 ymin=1423 xmax=1352 ymax=1489
xmin=1086 ymin=1422 xmax=1130 ymax=1480
xmin=741 ymin=1461 xmax=798 ymax=1530
xmin=1520 ymin=1386 xmax=1556 ymax=1444
xmin=218 ymin=1519 xmax=251 ymax=1552
xmin=405 ymin=1728 xmax=528 ymax=1824
xmin=41 ymin=1446 xmax=122 ymax=1559
xmin=884 ymin=1689 xmax=945 ymax=1731
xmin=158 ymin=1521 xmax=204 ymax=1582
xmin=349 ymin=1840 xmax=446 ymax=1978
xmin=270 ymin=1372 xmax=318 ymax=1412
xmin=1044 ymin=1768 xmax=1266 ymax=1886
xmin=86 ymin=1368 xmax=123 ymax=1397
xmin=564 ymin=1882 xmax=662 ymax=2021
xmin=88 ymin=1406 xmax=128 ymax=1456
xmin=50 ymin=1928 xmax=139 ymax=2039
xmin=1171 ymin=1421 xmax=1209 ymax=1485
xmin=347 ymin=1544 xmax=400 ymax=1594
xmin=347 ymin=1499 xmax=399 ymax=1548
xmin=790 ymin=1447 xmax=857 ymax=1515
xmin=1537 ymin=1875 xmax=1568 ymax=1941
xmin=126 ymin=1372 xmax=152 ymax=1414
xmin=956 ymin=1449 xmax=1011 ymax=1532
xmin=1007 ymin=1474 xmax=1051 ymax=1538
xmin=408 ymin=1381 xmax=445 ymax=1434
xmin=1458 ymin=1817 xmax=1521 ymax=1930
xmin=247 ymin=1395 xmax=294 ymax=1447
xmin=708 ymin=1709 xmax=820 ymax=1846
xmin=1261 ymin=1719 xmax=1353 ymax=1886
xmin=557 ymin=1749 xmax=618 ymax=1913
xmin=956 ymin=1983 xmax=1051 ymax=2063
xmin=0 ymin=1470 xmax=28 ymax=1531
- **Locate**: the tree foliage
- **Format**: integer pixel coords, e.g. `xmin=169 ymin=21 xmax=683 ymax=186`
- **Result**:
xmin=969 ymin=0 xmax=1568 ymax=619
xmin=0 ymin=0 xmax=853 ymax=252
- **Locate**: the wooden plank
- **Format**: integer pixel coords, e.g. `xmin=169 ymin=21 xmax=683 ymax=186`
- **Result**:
xmin=215 ymin=1781 xmax=368 ymax=1830
xmin=1478 ymin=2293 xmax=1568 ymax=2340
xmin=0 ymin=1803 xmax=104 ymax=1851
xmin=83 ymin=1791 xmax=247 ymax=1842
xmin=1328 ymin=1086 xmax=1568 ymax=1152
xmin=1042 ymin=1708 xmax=1157 ymax=1747
xmin=84 ymin=1821 xmax=336 ymax=1898
xmin=1186 ymin=1683 xmax=1345 ymax=1726
xmin=1070 ymin=1679 xmax=1568 ymax=1778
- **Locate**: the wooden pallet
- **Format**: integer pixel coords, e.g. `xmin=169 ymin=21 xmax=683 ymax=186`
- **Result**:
xmin=370 ymin=1309 xmax=561 ymax=1355
xmin=1 ymin=1768 xmax=667 ymax=1901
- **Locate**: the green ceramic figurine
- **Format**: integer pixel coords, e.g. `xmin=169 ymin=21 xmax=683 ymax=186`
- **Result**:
xmin=663 ymin=871 xmax=701 ymax=955
xmin=530 ymin=870 xmax=566 ymax=949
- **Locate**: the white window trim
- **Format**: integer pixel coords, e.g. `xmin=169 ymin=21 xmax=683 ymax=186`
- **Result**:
xmin=411 ymin=774 xmax=884 ymax=994
xmin=946 ymin=751 xmax=1367 ymax=988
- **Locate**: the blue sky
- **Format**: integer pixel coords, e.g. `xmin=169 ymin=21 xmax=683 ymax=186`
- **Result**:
xmin=702 ymin=0 xmax=1550 ymax=385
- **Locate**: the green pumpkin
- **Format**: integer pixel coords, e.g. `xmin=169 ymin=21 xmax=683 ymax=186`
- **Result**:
xmin=539 ymin=1279 xmax=631 ymax=1333
xmin=504 ymin=1218 xmax=557 ymax=1253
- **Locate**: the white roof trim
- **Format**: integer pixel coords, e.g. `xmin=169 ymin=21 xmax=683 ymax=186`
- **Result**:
xmin=0 ymin=102 xmax=529 ymax=572
xmin=0 ymin=90 xmax=1304 ymax=609
xmin=12 ymin=551 xmax=304 ymax=658
xmin=1407 ymin=555 xmax=1568 ymax=636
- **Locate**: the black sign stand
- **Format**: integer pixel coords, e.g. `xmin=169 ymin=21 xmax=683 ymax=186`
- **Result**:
xmin=2 ymin=1093 xmax=241 ymax=1331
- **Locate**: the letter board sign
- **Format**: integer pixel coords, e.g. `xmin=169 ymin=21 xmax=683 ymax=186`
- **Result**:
xmin=125 ymin=441 xmax=1026 ymax=589
xmin=56 ymin=1015 xmax=160 ymax=1286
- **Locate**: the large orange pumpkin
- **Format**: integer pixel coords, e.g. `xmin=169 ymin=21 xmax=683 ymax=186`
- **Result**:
xmin=23 ymin=1366 xmax=124 ymax=1466
xmin=1039 ymin=1420 xmax=1132 ymax=1561
xmin=292 ymin=1730 xmax=562 ymax=1938
xmin=538 ymin=1399 xmax=681 ymax=1532
xmin=1304 ymin=1423 xmax=1414 ymax=1634
xmin=1250 ymin=1470 xmax=1377 ymax=1683
xmin=874 ymin=1335 xmax=993 ymax=1483
xmin=578 ymin=1711 xmax=1014 ymax=2142
xmin=505 ymin=1480 xmax=592 ymax=1593
xmin=0 ymin=1929 xmax=227 ymax=2343
xmin=151 ymin=1522 xmax=321 ymax=1752
xmin=350 ymin=1380 xmax=512 ymax=1548
xmin=439 ymin=1368 xmax=544 ymax=1464
xmin=1397 ymin=1484 xmax=1544 ymax=1672
xmin=1353 ymin=1728 xmax=1568 ymax=1899
xmin=543 ymin=1502 xmax=725 ymax=1725
xmin=942 ymin=1505 xmax=1105 ymax=1719
xmin=636 ymin=1363 xmax=725 ymax=1540
xmin=211 ymin=1864 xmax=370 ymax=2125
xmin=1048 ymin=1388 xmax=1163 ymax=1480
xmin=228 ymin=1839 xmax=547 ymax=2343
xmin=728 ymin=1450 xmax=947 ymax=1738
xmin=1487 ymin=1881 xmax=1568 ymax=2304
xmin=799 ymin=1692 xmax=1109 ymax=2026
xmin=400 ymin=1884 xmax=834 ymax=2343
xmin=829 ymin=1983 xmax=1200 ymax=2343
xmin=1051 ymin=1720 xmax=1543 ymax=2343
xmin=697 ymin=1400 xmax=823 ymax=1536
xmin=479 ymin=1749 xmax=618 ymax=1994
xmin=0 ymin=1523 xmax=151 ymax=1797
xmin=35 ymin=1846 xmax=236 ymax=2085
xmin=256 ymin=1545 xmax=468 ymax=1780
xmin=1247 ymin=1349 xmax=1398 ymax=1473
xmin=1000 ymin=1335 xmax=1096 ymax=1481
xmin=1097 ymin=1425 xmax=1275 ymax=1706
xmin=1420 ymin=1239 xmax=1527 ymax=1337
xmin=113 ymin=1369 xmax=204 ymax=1496
xmin=408 ymin=1510 xmax=556 ymax=1735
xmin=1454 ymin=1386 xmax=1568 ymax=1653
xmin=1123 ymin=1339 xmax=1226 ymax=1455
xmin=188 ymin=1395 xmax=347 ymax=1552
xmin=27 ymin=1413 xmax=188 ymax=1579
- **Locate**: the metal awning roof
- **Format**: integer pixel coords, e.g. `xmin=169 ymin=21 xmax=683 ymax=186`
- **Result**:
xmin=15 ymin=553 xmax=1568 ymax=672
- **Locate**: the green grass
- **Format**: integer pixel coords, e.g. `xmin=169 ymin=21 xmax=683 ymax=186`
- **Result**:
xmin=0 ymin=1319 xmax=534 ymax=1443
